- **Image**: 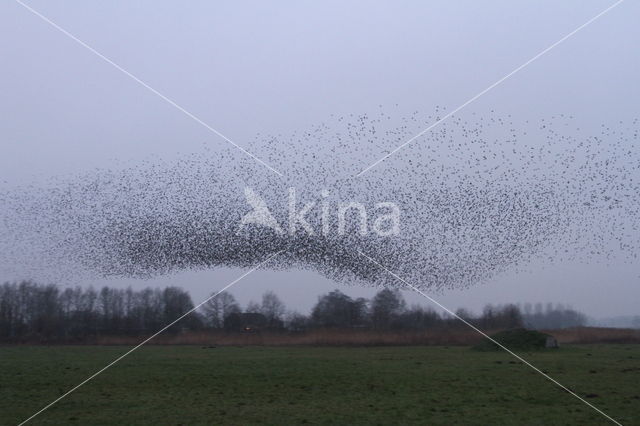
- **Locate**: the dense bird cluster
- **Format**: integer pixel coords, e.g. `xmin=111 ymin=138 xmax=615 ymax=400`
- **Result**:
xmin=0 ymin=110 xmax=638 ymax=291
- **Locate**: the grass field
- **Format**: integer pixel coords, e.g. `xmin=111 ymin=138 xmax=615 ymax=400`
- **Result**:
xmin=1 ymin=345 xmax=638 ymax=425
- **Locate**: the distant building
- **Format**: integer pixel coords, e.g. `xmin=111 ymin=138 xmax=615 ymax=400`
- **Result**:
xmin=224 ymin=312 xmax=268 ymax=333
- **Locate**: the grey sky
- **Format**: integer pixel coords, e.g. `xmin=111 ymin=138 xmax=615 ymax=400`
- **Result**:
xmin=0 ymin=0 xmax=638 ymax=317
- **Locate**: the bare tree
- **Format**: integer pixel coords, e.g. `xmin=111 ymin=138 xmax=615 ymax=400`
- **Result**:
xmin=201 ymin=292 xmax=240 ymax=328
xmin=261 ymin=291 xmax=286 ymax=326
xmin=285 ymin=311 xmax=309 ymax=332
xmin=311 ymin=290 xmax=368 ymax=328
xmin=371 ymin=288 xmax=406 ymax=329
xmin=245 ymin=301 xmax=261 ymax=313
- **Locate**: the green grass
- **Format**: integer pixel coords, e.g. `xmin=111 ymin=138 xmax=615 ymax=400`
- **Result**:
xmin=0 ymin=345 xmax=638 ymax=425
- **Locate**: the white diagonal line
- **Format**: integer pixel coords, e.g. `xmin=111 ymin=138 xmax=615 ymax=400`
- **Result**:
xmin=18 ymin=250 xmax=283 ymax=426
xmin=356 ymin=0 xmax=625 ymax=176
xmin=14 ymin=0 xmax=284 ymax=177
xmin=356 ymin=249 xmax=622 ymax=426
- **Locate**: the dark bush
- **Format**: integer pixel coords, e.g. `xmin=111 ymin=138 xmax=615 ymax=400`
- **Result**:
xmin=473 ymin=328 xmax=558 ymax=351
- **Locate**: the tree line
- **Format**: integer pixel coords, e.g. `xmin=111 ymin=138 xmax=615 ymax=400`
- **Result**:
xmin=0 ymin=281 xmax=587 ymax=342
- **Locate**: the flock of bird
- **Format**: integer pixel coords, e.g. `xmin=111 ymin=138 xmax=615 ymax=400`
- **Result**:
xmin=0 ymin=109 xmax=638 ymax=291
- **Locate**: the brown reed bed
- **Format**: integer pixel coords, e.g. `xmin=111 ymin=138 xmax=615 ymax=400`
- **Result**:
xmin=89 ymin=326 xmax=640 ymax=346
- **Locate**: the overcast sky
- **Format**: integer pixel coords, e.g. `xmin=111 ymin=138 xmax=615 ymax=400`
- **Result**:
xmin=1 ymin=1 xmax=638 ymax=318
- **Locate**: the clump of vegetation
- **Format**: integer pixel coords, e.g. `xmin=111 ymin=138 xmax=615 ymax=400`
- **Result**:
xmin=473 ymin=328 xmax=558 ymax=351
